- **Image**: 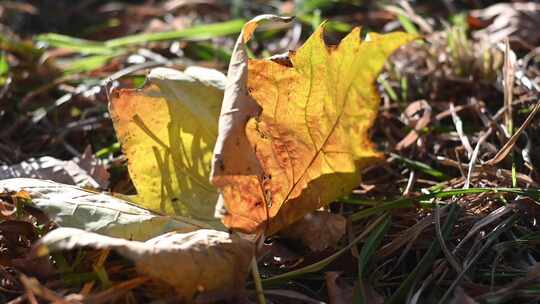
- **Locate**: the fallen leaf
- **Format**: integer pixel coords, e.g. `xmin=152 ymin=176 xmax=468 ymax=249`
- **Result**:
xmin=450 ymin=287 xmax=478 ymax=304
xmin=211 ymin=15 xmax=417 ymax=234
xmin=395 ymin=100 xmax=432 ymax=150
xmin=281 ymin=211 xmax=346 ymax=252
xmin=325 ymin=272 xmax=355 ymax=304
xmin=36 ymin=227 xmax=253 ymax=301
xmin=0 ymin=154 xmax=107 ymax=189
xmin=471 ymin=2 xmax=540 ymax=48
xmin=109 ymin=66 xmax=226 ymax=228
xmin=77 ymin=146 xmax=110 ymax=189
xmin=264 ymin=289 xmax=325 ymax=304
xmin=0 ymin=178 xmax=206 ymax=241
xmin=0 ymin=219 xmax=56 ymax=281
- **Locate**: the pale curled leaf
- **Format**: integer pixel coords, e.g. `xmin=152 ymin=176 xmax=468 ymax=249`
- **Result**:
xmin=0 ymin=153 xmax=108 ymax=189
xmin=36 ymin=227 xmax=253 ymax=300
xmin=0 ymin=178 xmax=206 ymax=241
xmin=211 ymin=15 xmax=294 ymax=178
xmin=109 ymin=66 xmax=226 ymax=229
xmin=211 ymin=15 xmax=417 ymax=234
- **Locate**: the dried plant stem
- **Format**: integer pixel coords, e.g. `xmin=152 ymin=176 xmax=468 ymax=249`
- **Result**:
xmin=251 ymin=257 xmax=266 ymax=304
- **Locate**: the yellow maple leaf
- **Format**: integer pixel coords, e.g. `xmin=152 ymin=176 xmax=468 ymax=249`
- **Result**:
xmin=211 ymin=16 xmax=417 ymax=235
xmin=110 ymin=67 xmax=225 ymax=229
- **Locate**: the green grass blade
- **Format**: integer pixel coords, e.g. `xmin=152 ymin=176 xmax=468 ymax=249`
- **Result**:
xmin=35 ymin=33 xmax=111 ymax=54
xmin=350 ymin=187 xmax=540 ymax=221
xmin=96 ymin=142 xmax=121 ymax=159
xmin=105 ymin=19 xmax=245 ymax=48
xmin=397 ymin=14 xmax=420 ymax=35
xmin=36 ymin=19 xmax=245 ymax=55
xmin=262 ymin=214 xmax=387 ymax=286
xmin=356 ymin=215 xmax=391 ymax=304
xmin=387 ymin=203 xmax=460 ymax=304
xmin=1 ymin=33 xmax=42 ymax=59
xmin=297 ymin=15 xmax=352 ymax=33
xmin=390 ymin=153 xmax=449 ymax=180
xmin=438 ymin=214 xmax=519 ymax=304
xmin=184 ymin=42 xmax=232 ymax=62
xmin=60 ymin=54 xmax=120 ymax=74
xmin=0 ymin=51 xmax=8 ymax=85
xmin=358 ymin=215 xmax=391 ymax=275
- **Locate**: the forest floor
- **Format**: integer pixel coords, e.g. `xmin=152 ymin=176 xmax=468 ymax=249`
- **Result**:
xmin=1 ymin=1 xmax=540 ymax=303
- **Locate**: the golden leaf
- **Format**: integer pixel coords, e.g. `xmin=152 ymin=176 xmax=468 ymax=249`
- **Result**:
xmin=211 ymin=17 xmax=417 ymax=235
xmin=110 ymin=67 xmax=225 ymax=228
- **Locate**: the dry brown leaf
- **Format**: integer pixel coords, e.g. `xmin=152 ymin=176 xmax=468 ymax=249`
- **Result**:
xmin=211 ymin=15 xmax=416 ymax=235
xmin=450 ymin=287 xmax=478 ymax=304
xmin=325 ymin=272 xmax=355 ymax=304
xmin=471 ymin=2 xmax=540 ymax=48
xmin=36 ymin=227 xmax=253 ymax=301
xmin=281 ymin=211 xmax=346 ymax=252
xmin=396 ymin=100 xmax=432 ymax=150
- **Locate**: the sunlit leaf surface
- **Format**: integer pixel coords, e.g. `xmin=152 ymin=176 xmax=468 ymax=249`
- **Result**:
xmin=110 ymin=67 xmax=225 ymax=228
xmin=212 ymin=17 xmax=417 ymax=234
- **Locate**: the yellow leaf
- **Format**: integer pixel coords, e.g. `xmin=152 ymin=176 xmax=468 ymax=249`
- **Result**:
xmin=110 ymin=67 xmax=225 ymax=229
xmin=211 ymin=17 xmax=417 ymax=235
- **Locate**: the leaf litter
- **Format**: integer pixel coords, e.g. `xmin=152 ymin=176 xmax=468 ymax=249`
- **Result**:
xmin=1 ymin=1 xmax=540 ymax=303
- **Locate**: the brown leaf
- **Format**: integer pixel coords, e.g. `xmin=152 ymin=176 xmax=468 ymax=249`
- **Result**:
xmin=77 ymin=146 xmax=110 ymax=189
xmin=325 ymin=272 xmax=354 ymax=304
xmin=281 ymin=211 xmax=346 ymax=252
xmin=395 ymin=100 xmax=432 ymax=150
xmin=450 ymin=287 xmax=478 ymax=304
xmin=471 ymin=2 xmax=540 ymax=48
xmin=36 ymin=227 xmax=253 ymax=301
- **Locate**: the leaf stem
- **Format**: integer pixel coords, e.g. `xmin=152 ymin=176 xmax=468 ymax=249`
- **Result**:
xmin=251 ymin=256 xmax=266 ymax=304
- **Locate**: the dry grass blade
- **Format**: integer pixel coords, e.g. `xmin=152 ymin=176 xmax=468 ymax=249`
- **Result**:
xmin=477 ymin=264 xmax=540 ymax=303
xmin=452 ymin=205 xmax=512 ymax=253
xmin=504 ymin=39 xmax=516 ymax=136
xmin=486 ymin=100 xmax=540 ymax=166
xmin=19 ymin=275 xmax=76 ymax=304
xmin=384 ymin=1 xmax=434 ymax=33
xmin=262 ymin=214 xmax=388 ymax=285
xmin=377 ymin=210 xmax=440 ymax=258
xmin=387 ymin=204 xmax=460 ymax=304
xmin=438 ymin=214 xmax=519 ymax=304
xmin=82 ymin=276 xmax=150 ymax=304
xmin=450 ymin=103 xmax=473 ymax=158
